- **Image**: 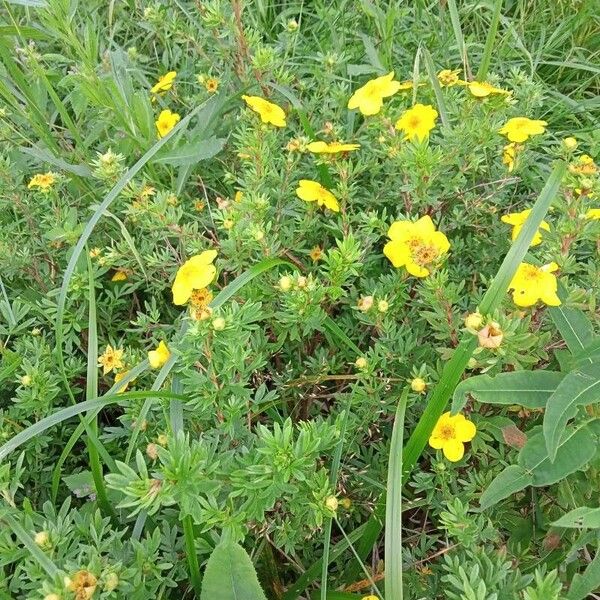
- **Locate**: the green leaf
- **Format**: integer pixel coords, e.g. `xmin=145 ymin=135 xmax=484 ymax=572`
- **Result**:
xmin=153 ymin=136 xmax=226 ymax=166
xmin=200 ymin=541 xmax=268 ymax=600
xmin=543 ymin=364 xmax=600 ymax=461
xmin=549 ymin=303 xmax=594 ymax=358
xmin=552 ymin=507 xmax=600 ymax=529
xmin=452 ymin=371 xmax=564 ymax=413
xmin=567 ymin=550 xmax=600 ymax=600
xmin=519 ymin=428 xmax=596 ymax=486
xmin=480 ymin=464 xmax=533 ymax=510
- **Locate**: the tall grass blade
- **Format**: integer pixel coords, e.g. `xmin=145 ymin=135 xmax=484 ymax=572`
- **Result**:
xmin=477 ymin=0 xmax=504 ymax=81
xmin=422 ymin=46 xmax=450 ymax=128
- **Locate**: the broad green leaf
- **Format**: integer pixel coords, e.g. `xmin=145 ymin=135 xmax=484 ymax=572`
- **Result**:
xmin=200 ymin=541 xmax=268 ymax=600
xmin=519 ymin=428 xmax=595 ymax=486
xmin=480 ymin=465 xmax=533 ymax=510
xmin=552 ymin=507 xmax=600 ymax=529
xmin=567 ymin=550 xmax=600 ymax=600
xmin=572 ymin=338 xmax=600 ymax=367
xmin=153 ymin=136 xmax=226 ymax=166
xmin=543 ymin=364 xmax=600 ymax=460
xmin=452 ymin=371 xmax=564 ymax=413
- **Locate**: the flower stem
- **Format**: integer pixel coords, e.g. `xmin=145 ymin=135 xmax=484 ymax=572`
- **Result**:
xmin=183 ymin=514 xmax=203 ymax=597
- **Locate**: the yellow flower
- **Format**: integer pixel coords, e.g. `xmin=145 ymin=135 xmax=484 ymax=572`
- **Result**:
xmin=114 ymin=370 xmax=131 ymax=393
xmin=569 ymin=155 xmax=598 ymax=176
xmin=585 ymin=208 xmax=600 ymax=220
xmin=429 ymin=411 xmax=476 ymax=462
xmin=383 ymin=215 xmax=450 ymax=277
xmin=241 ymin=95 xmax=286 ymax=127
xmin=467 ymin=81 xmax=511 ymax=97
xmin=98 ymin=345 xmax=124 ymax=375
xmin=151 ymin=71 xmax=176 ymax=94
xmin=111 ymin=269 xmax=128 ymax=281
xmin=89 ymin=248 xmax=101 ymax=258
xmin=395 ymin=104 xmax=438 ymax=141
xmin=563 ymin=137 xmax=578 ymax=150
xmin=205 ymin=77 xmax=219 ymax=93
xmin=347 ymin=71 xmax=401 ymax=116
xmin=148 ymin=340 xmax=170 ymax=369
xmin=306 ymin=141 xmax=360 ymax=154
xmin=309 ymin=245 xmax=323 ymax=261
xmin=68 ymin=570 xmax=98 ymax=600
xmin=502 ymin=142 xmax=519 ymax=172
xmin=499 ymin=117 xmax=547 ymax=143
xmin=172 ymin=250 xmax=217 ymax=305
xmin=155 ymin=109 xmax=181 ymax=138
xmin=28 ymin=172 xmax=56 ymax=191
xmin=190 ymin=287 xmax=214 ymax=320
xmin=411 ymin=377 xmax=427 ymax=393
xmin=437 ymin=68 xmax=465 ymax=87
xmin=501 ymin=208 xmax=550 ymax=247
xmin=508 ymin=262 xmax=561 ymax=307
xmin=296 ymin=179 xmax=339 ymax=212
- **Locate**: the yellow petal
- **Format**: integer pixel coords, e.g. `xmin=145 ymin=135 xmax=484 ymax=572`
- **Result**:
xmin=383 ymin=240 xmax=409 ymax=268
xmin=455 ymin=416 xmax=476 ymax=442
xmin=387 ymin=220 xmax=415 ymax=241
xmin=405 ymin=261 xmax=430 ymax=277
xmin=442 ymin=440 xmax=465 ymax=462
xmin=429 ymin=435 xmax=444 ymax=450
xmin=413 ymin=215 xmax=436 ymax=235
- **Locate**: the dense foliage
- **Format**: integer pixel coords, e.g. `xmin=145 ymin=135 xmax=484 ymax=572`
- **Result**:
xmin=0 ymin=0 xmax=599 ymax=599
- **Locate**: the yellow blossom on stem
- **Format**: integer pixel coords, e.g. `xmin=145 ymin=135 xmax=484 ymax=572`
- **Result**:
xmin=241 ymin=95 xmax=286 ymax=127
xmin=569 ymin=155 xmax=598 ymax=176
xmin=499 ymin=117 xmax=547 ymax=143
xmin=155 ymin=109 xmax=180 ymax=138
xmin=28 ymin=172 xmax=56 ymax=191
xmin=508 ymin=262 xmax=561 ymax=307
xmin=429 ymin=411 xmax=476 ymax=462
xmin=98 ymin=344 xmax=124 ymax=375
xmin=437 ymin=68 xmax=465 ymax=87
xmin=114 ymin=370 xmax=131 ymax=393
xmin=205 ymin=77 xmax=219 ymax=93
xmin=296 ymin=179 xmax=339 ymax=212
xmin=467 ymin=81 xmax=511 ymax=97
xmin=306 ymin=141 xmax=360 ymax=154
xmin=172 ymin=250 xmax=217 ymax=305
xmin=148 ymin=340 xmax=170 ymax=369
xmin=347 ymin=71 xmax=401 ymax=116
xmin=151 ymin=71 xmax=176 ymax=94
xmin=395 ymin=104 xmax=438 ymax=141
xmin=383 ymin=215 xmax=450 ymax=277
xmin=501 ymin=208 xmax=550 ymax=247
xmin=585 ymin=208 xmax=600 ymax=220
xmin=111 ymin=269 xmax=128 ymax=282
xmin=309 ymin=246 xmax=323 ymax=262
xmin=502 ymin=142 xmax=520 ymax=172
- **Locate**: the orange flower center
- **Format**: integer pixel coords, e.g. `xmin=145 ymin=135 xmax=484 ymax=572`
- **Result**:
xmin=439 ymin=424 xmax=455 ymax=440
xmin=408 ymin=238 xmax=438 ymax=265
xmin=408 ymin=116 xmax=422 ymax=129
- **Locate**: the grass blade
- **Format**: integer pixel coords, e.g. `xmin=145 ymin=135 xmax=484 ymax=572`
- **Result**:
xmin=477 ymin=0 xmax=504 ymax=81
xmin=385 ymin=389 xmax=408 ymax=600
xmin=422 ymin=46 xmax=450 ymax=128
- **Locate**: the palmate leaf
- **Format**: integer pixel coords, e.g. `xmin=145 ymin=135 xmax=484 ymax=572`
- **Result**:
xmin=543 ymin=363 xmax=600 ymax=461
xmin=200 ymin=541 xmax=267 ymax=600
xmin=451 ymin=371 xmax=564 ymax=413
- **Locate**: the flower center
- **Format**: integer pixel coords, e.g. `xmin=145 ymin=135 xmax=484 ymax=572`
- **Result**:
xmin=439 ymin=424 xmax=455 ymax=440
xmin=408 ymin=238 xmax=438 ymax=265
xmin=408 ymin=116 xmax=422 ymax=129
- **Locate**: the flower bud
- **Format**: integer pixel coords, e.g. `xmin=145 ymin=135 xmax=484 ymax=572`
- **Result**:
xmin=355 ymin=357 xmax=367 ymax=369
xmin=562 ymin=137 xmax=577 ymax=151
xmin=157 ymin=434 xmax=168 ymax=447
xmin=339 ymin=498 xmax=352 ymax=510
xmin=20 ymin=375 xmax=32 ymax=387
xmin=377 ymin=299 xmax=389 ymax=313
xmin=297 ymin=276 xmax=307 ymax=288
xmin=410 ymin=377 xmax=427 ymax=393
xmin=278 ymin=276 xmax=292 ymax=292
xmin=34 ymin=531 xmax=50 ymax=548
xmin=104 ymin=572 xmax=119 ymax=592
xmin=478 ymin=322 xmax=503 ymax=349
xmin=31 ymin=327 xmax=42 ymax=336
xmin=325 ymin=496 xmax=338 ymax=512
xmin=357 ymin=295 xmax=374 ymax=312
xmin=212 ymin=317 xmax=226 ymax=331
xmin=44 ymin=594 xmax=61 ymax=600
xmin=464 ymin=311 xmax=483 ymax=330
xmin=223 ymin=219 xmax=234 ymax=230
xmin=146 ymin=443 xmax=159 ymax=461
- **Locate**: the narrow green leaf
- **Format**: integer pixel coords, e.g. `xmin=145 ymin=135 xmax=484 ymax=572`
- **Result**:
xmin=422 ymin=47 xmax=449 ymax=128
xmin=476 ymin=0 xmax=504 ymax=81
xmin=385 ymin=390 xmax=408 ymax=600
xmin=552 ymin=507 xmax=600 ymax=529
xmin=323 ymin=317 xmax=362 ymax=355
xmin=452 ymin=371 xmax=564 ymax=413
xmin=549 ymin=303 xmax=595 ymax=358
xmin=200 ymin=541 xmax=268 ymax=600
xmin=479 ymin=464 xmax=532 ymax=510
xmin=543 ymin=364 xmax=600 ymax=461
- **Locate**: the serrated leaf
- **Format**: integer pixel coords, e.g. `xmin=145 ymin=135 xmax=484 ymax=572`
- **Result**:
xmin=552 ymin=507 xmax=600 ymax=529
xmin=519 ymin=428 xmax=595 ymax=486
xmin=451 ymin=371 xmax=564 ymax=413
xmin=200 ymin=541 xmax=268 ymax=600
xmin=543 ymin=364 xmax=600 ymax=460
xmin=480 ymin=464 xmax=532 ymax=510
xmin=154 ymin=136 xmax=226 ymax=166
